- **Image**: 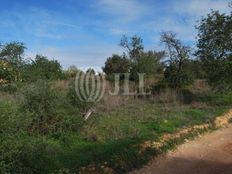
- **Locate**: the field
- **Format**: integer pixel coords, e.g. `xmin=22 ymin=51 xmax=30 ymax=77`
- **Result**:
xmin=1 ymin=80 xmax=231 ymax=174
xmin=1 ymin=1 xmax=232 ymax=174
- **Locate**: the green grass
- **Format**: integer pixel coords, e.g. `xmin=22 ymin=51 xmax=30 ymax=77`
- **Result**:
xmin=0 ymin=89 xmax=232 ymax=173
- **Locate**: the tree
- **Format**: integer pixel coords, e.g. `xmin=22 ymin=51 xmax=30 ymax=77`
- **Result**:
xmin=0 ymin=42 xmax=26 ymax=81
xmin=102 ymin=54 xmax=130 ymax=80
xmin=119 ymin=35 xmax=165 ymax=81
xmin=68 ymin=65 xmax=78 ymax=72
xmin=65 ymin=65 xmax=80 ymax=78
xmin=161 ymin=32 xmax=193 ymax=89
xmin=137 ymin=51 xmax=165 ymax=74
xmin=119 ymin=35 xmax=144 ymax=63
xmin=184 ymin=59 xmax=206 ymax=79
xmin=0 ymin=60 xmax=15 ymax=83
xmin=196 ymin=10 xmax=232 ymax=91
xmin=86 ymin=68 xmax=96 ymax=75
xmin=22 ymin=55 xmax=63 ymax=81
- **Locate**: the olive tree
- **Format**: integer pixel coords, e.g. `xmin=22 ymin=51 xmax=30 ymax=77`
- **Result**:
xmin=161 ymin=32 xmax=193 ymax=89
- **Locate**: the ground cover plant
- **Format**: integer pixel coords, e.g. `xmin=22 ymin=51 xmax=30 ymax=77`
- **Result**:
xmin=1 ymin=5 xmax=232 ymax=174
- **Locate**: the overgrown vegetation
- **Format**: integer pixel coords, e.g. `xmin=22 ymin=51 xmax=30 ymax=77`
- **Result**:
xmin=0 ymin=5 xmax=232 ymax=174
xmin=196 ymin=10 xmax=232 ymax=91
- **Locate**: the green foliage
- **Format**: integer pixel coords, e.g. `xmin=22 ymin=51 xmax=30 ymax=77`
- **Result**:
xmin=22 ymin=81 xmax=57 ymax=115
xmin=19 ymin=80 xmax=84 ymax=136
xmin=148 ymin=119 xmax=182 ymax=134
xmin=164 ymin=64 xmax=193 ymax=89
xmin=17 ymin=139 xmax=62 ymax=173
xmin=0 ymin=135 xmax=63 ymax=174
xmin=21 ymin=81 xmax=60 ymax=135
xmin=2 ymin=6 xmax=232 ymax=173
xmin=22 ymin=55 xmax=63 ymax=82
xmin=184 ymin=59 xmax=206 ymax=79
xmin=0 ymin=136 xmax=22 ymax=173
xmin=67 ymin=79 xmax=93 ymax=111
xmin=161 ymin=32 xmax=193 ymax=89
xmin=196 ymin=10 xmax=232 ymax=91
xmin=0 ymin=83 xmax=19 ymax=93
xmin=103 ymin=54 xmax=130 ymax=80
xmin=0 ymin=42 xmax=26 ymax=81
xmin=120 ymin=35 xmax=144 ymax=63
xmin=137 ymin=51 xmax=164 ymax=74
xmin=0 ymin=60 xmax=16 ymax=82
xmin=64 ymin=65 xmax=80 ymax=78
xmin=1 ymin=84 xmax=232 ymax=173
xmin=104 ymin=36 xmax=164 ymax=82
xmin=130 ymin=51 xmax=164 ymax=81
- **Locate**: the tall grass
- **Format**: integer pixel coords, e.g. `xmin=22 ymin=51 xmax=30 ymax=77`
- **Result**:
xmin=0 ymin=79 xmax=231 ymax=173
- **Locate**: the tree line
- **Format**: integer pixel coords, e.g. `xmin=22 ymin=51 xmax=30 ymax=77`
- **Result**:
xmin=103 ymin=10 xmax=232 ymax=91
xmin=0 ymin=9 xmax=232 ymax=92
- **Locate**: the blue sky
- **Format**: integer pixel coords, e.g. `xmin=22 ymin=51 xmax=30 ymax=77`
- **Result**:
xmin=0 ymin=0 xmax=230 ymax=69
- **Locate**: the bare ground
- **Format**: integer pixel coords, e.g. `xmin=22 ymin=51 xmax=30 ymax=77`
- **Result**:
xmin=130 ymin=125 xmax=232 ymax=174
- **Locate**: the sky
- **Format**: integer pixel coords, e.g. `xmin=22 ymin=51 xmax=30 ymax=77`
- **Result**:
xmin=0 ymin=0 xmax=230 ymax=69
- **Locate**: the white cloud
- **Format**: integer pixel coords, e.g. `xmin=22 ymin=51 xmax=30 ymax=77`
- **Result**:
xmin=0 ymin=7 xmax=80 ymax=40
xmin=109 ymin=28 xmax=136 ymax=35
xmin=3 ymin=0 xmax=231 ymax=68
xmin=147 ymin=0 xmax=230 ymax=47
xmin=96 ymin=0 xmax=150 ymax=23
xmin=27 ymin=44 xmax=124 ymax=69
xmin=173 ymin=0 xmax=230 ymax=16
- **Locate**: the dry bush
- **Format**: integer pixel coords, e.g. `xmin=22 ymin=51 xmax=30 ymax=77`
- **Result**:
xmin=150 ymin=88 xmax=179 ymax=104
xmin=97 ymin=81 xmax=144 ymax=112
xmin=191 ymin=79 xmax=210 ymax=92
xmin=190 ymin=102 xmax=208 ymax=109
xmin=97 ymin=94 xmax=132 ymax=113
xmin=52 ymin=80 xmax=70 ymax=90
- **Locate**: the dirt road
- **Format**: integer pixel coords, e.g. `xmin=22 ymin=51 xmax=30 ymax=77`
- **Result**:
xmin=130 ymin=125 xmax=232 ymax=174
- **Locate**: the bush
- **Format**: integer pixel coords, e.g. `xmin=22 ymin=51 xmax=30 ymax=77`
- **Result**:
xmin=17 ymin=139 xmax=62 ymax=173
xmin=0 ymin=83 xmax=19 ymax=93
xmin=164 ymin=66 xmax=193 ymax=89
xmin=0 ymin=60 xmax=16 ymax=82
xmin=151 ymin=80 xmax=169 ymax=94
xmin=0 ymin=136 xmax=23 ymax=173
xmin=22 ymin=81 xmax=57 ymax=115
xmin=67 ymin=80 xmax=93 ymax=112
xmin=22 ymin=55 xmax=64 ymax=82
xmin=0 ymin=135 xmax=62 ymax=174
xmin=20 ymin=80 xmax=85 ymax=135
xmin=21 ymin=81 xmax=60 ymax=135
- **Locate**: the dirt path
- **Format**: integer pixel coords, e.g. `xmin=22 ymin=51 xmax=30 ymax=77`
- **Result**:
xmin=130 ymin=125 xmax=232 ymax=174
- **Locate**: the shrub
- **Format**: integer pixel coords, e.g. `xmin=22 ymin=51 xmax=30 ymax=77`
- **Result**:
xmin=0 ymin=136 xmax=23 ymax=173
xmin=164 ymin=66 xmax=193 ymax=89
xmin=17 ymin=139 xmax=61 ymax=173
xmin=0 ymin=83 xmax=19 ymax=93
xmin=22 ymin=55 xmax=64 ymax=82
xmin=0 ymin=136 xmax=62 ymax=174
xmin=21 ymin=81 xmax=60 ymax=135
xmin=0 ymin=60 xmax=16 ymax=82
xmin=22 ymin=81 xmax=57 ymax=115
xmin=67 ymin=80 xmax=93 ymax=112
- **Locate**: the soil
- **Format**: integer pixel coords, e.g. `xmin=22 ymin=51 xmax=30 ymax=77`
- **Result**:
xmin=130 ymin=125 xmax=232 ymax=174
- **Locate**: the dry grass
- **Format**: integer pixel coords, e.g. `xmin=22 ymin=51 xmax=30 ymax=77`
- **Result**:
xmin=190 ymin=79 xmax=210 ymax=93
xmin=52 ymin=80 xmax=70 ymax=90
xmin=150 ymin=88 xmax=179 ymax=104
